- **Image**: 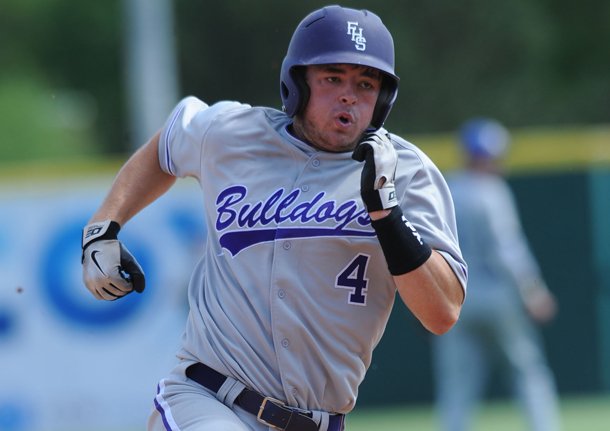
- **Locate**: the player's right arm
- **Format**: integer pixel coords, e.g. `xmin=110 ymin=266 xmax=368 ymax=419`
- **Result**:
xmin=89 ymin=131 xmax=176 ymax=226
xmin=82 ymin=97 xmax=247 ymax=300
xmin=81 ymin=131 xmax=176 ymax=300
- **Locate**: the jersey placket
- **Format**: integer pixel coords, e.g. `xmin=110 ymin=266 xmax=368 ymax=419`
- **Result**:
xmin=268 ymin=153 xmax=321 ymax=406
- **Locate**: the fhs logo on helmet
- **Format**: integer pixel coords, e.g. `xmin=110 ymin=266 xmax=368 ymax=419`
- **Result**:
xmin=347 ymin=21 xmax=366 ymax=51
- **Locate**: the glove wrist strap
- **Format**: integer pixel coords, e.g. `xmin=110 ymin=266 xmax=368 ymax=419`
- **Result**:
xmin=371 ymin=206 xmax=432 ymax=275
xmin=361 ymin=187 xmax=397 ymax=212
xmin=82 ymin=220 xmax=121 ymax=249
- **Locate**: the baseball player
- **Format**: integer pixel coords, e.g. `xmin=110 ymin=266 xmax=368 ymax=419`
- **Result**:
xmin=81 ymin=5 xmax=466 ymax=431
xmin=432 ymin=118 xmax=560 ymax=431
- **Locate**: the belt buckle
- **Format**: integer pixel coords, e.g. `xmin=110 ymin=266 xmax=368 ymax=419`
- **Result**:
xmin=257 ymin=396 xmax=286 ymax=430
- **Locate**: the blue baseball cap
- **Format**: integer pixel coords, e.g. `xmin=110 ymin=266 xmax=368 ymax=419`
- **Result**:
xmin=459 ymin=118 xmax=510 ymax=159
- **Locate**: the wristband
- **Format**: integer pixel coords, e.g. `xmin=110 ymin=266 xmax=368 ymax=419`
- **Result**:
xmin=82 ymin=220 xmax=121 ymax=250
xmin=371 ymin=207 xmax=432 ymax=275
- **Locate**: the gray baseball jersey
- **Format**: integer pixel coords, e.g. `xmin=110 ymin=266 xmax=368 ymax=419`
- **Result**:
xmin=157 ymin=96 xmax=466 ymax=414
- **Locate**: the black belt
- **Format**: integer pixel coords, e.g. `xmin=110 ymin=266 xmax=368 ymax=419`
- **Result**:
xmin=186 ymin=362 xmax=344 ymax=431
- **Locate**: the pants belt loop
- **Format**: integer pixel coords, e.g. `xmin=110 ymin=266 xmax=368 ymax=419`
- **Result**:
xmin=215 ymin=376 xmax=246 ymax=408
xmin=311 ymin=410 xmax=329 ymax=431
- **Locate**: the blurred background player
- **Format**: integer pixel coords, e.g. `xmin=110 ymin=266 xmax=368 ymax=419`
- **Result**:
xmin=432 ymin=118 xmax=561 ymax=431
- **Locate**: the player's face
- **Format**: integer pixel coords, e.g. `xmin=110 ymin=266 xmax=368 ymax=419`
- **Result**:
xmin=293 ymin=64 xmax=382 ymax=152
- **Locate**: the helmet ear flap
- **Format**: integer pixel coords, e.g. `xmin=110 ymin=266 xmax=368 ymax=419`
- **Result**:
xmin=281 ymin=66 xmax=310 ymax=116
xmin=371 ymin=77 xmax=398 ymax=129
xmin=289 ymin=67 xmax=310 ymax=116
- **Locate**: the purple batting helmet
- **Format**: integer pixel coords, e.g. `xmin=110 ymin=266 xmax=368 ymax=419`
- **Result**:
xmin=280 ymin=5 xmax=399 ymax=129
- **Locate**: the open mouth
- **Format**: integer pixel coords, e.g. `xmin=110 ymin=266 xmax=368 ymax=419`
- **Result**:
xmin=337 ymin=113 xmax=353 ymax=126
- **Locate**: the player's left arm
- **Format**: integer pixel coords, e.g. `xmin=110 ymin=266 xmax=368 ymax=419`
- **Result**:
xmin=396 ymin=250 xmax=464 ymax=335
xmin=396 ymin=254 xmax=463 ymax=335
xmin=369 ymin=209 xmax=463 ymax=335
xmin=353 ymin=130 xmax=464 ymax=335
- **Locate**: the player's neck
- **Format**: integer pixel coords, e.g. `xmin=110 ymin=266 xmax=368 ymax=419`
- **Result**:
xmin=288 ymin=122 xmax=317 ymax=150
xmin=288 ymin=120 xmax=353 ymax=153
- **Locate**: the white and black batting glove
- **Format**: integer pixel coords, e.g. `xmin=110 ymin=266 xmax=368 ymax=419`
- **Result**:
xmin=81 ymin=220 xmax=145 ymax=300
xmin=352 ymin=129 xmax=399 ymax=212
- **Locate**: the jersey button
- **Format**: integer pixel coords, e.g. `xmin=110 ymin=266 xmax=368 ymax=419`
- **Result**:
xmin=300 ymin=184 xmax=309 ymax=192
xmin=282 ymin=241 xmax=291 ymax=250
xmin=281 ymin=338 xmax=290 ymax=348
xmin=312 ymin=159 xmax=320 ymax=167
xmin=278 ymin=289 xmax=286 ymax=299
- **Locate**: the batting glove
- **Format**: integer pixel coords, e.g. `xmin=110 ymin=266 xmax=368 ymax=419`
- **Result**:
xmin=352 ymin=129 xmax=398 ymax=212
xmin=81 ymin=220 xmax=145 ymax=300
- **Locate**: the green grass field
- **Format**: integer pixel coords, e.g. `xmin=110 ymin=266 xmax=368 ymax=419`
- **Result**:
xmin=346 ymin=395 xmax=610 ymax=431
xmin=67 ymin=395 xmax=610 ymax=431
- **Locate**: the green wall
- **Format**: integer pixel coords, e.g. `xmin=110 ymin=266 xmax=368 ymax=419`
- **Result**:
xmin=590 ymin=171 xmax=610 ymax=391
